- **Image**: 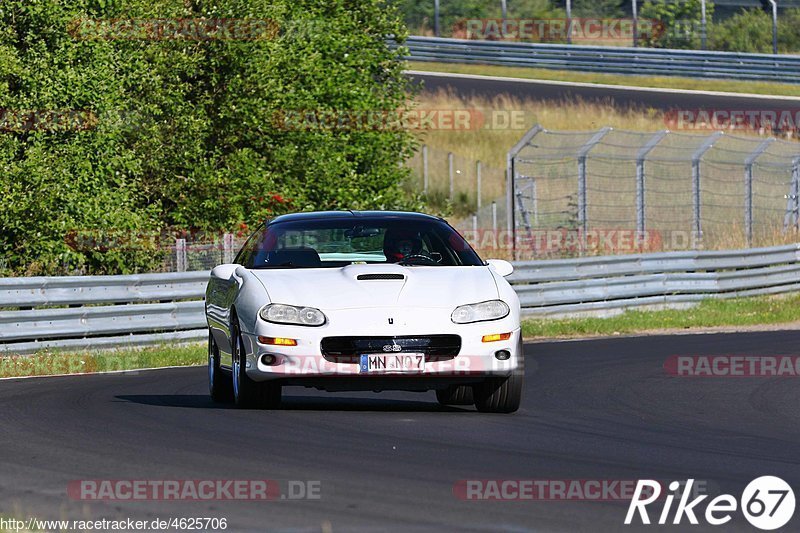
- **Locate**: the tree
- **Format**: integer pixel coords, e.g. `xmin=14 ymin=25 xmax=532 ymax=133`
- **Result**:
xmin=0 ymin=0 xmax=419 ymax=275
xmin=639 ymin=0 xmax=713 ymax=49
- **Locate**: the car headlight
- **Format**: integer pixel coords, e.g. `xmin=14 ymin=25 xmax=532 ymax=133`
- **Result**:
xmin=451 ymin=300 xmax=510 ymax=324
xmin=259 ymin=303 xmax=326 ymax=326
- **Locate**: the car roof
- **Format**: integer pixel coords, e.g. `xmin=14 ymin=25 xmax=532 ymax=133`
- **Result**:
xmin=267 ymin=210 xmax=442 ymax=225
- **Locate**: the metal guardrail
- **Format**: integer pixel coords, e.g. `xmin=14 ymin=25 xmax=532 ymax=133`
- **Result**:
xmin=403 ymin=36 xmax=800 ymax=83
xmin=0 ymin=272 xmax=208 ymax=354
xmin=1 ymin=243 xmax=800 ymax=353
xmin=510 ymin=243 xmax=800 ymax=316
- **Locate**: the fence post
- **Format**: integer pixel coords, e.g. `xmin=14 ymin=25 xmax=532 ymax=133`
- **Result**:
xmin=784 ymin=158 xmax=800 ymax=232
xmin=176 ymin=238 xmax=187 ymax=272
xmin=448 ymin=152 xmax=454 ymax=200
xmin=507 ymin=124 xmax=543 ymax=260
xmin=476 ymin=160 xmax=482 ymax=210
xmin=223 ymin=233 xmax=235 ymax=264
xmin=744 ymin=139 xmax=774 ymax=247
xmin=422 ymin=144 xmax=429 ymax=194
xmin=472 ymin=214 xmax=478 ymax=237
xmin=692 ymin=132 xmax=723 ymax=246
xmin=576 ymin=128 xmax=612 ymax=249
xmin=700 ymin=0 xmax=707 ymax=50
xmin=795 ymin=163 xmax=800 ymax=230
xmin=434 ymin=0 xmax=440 ymax=37
xmin=566 ymin=0 xmax=572 ymax=44
xmin=636 ymin=131 xmax=668 ymax=244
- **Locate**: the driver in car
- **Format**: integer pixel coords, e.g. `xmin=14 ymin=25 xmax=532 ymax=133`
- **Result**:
xmin=383 ymin=228 xmax=424 ymax=263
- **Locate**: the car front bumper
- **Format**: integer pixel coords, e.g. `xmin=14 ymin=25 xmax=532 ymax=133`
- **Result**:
xmin=240 ymin=309 xmax=522 ymax=385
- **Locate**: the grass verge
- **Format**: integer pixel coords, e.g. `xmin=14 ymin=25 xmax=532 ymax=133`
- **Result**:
xmin=407 ymin=61 xmax=800 ymax=98
xmin=522 ymin=294 xmax=800 ymax=339
xmin=0 ymin=343 xmax=205 ymax=379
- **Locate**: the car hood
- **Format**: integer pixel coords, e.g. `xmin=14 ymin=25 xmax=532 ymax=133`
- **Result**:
xmin=249 ymin=263 xmax=499 ymax=310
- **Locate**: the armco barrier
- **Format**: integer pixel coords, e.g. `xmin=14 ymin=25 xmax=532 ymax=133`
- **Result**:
xmin=0 ymin=272 xmax=208 ymax=354
xmin=509 ymin=243 xmax=800 ymax=316
xmin=1 ymin=243 xmax=800 ymax=354
xmin=402 ymin=36 xmax=800 ymax=83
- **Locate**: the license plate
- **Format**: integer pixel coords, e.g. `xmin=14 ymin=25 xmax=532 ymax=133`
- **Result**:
xmin=359 ymin=353 xmax=425 ymax=374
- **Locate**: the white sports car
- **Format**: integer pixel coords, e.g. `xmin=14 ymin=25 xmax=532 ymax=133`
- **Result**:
xmin=205 ymin=211 xmax=523 ymax=413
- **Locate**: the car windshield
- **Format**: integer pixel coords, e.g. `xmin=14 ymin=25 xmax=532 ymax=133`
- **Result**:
xmin=235 ymin=216 xmax=484 ymax=268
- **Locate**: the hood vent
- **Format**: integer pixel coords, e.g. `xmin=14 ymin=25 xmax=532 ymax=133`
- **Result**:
xmin=356 ymin=273 xmax=405 ymax=281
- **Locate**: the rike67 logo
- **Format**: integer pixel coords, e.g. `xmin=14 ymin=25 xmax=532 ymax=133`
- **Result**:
xmin=625 ymin=477 xmax=795 ymax=530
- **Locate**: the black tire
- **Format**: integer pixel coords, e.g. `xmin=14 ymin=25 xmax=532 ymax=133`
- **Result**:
xmin=435 ymin=385 xmax=474 ymax=406
xmin=208 ymin=332 xmax=233 ymax=403
xmin=473 ymin=354 xmax=524 ymax=413
xmin=231 ymin=321 xmax=281 ymax=409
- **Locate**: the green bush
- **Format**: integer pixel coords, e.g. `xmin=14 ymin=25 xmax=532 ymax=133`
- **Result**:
xmin=709 ymin=8 xmax=772 ymax=53
xmin=640 ymin=0 xmax=713 ymax=49
xmin=778 ymin=8 xmax=800 ymax=53
xmin=709 ymin=7 xmax=800 ymax=54
xmin=0 ymin=0 xmax=419 ymax=275
xmin=391 ymin=0 xmax=565 ymax=38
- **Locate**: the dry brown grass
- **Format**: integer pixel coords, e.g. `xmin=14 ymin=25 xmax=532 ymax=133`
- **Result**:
xmin=411 ymin=88 xmax=666 ymax=167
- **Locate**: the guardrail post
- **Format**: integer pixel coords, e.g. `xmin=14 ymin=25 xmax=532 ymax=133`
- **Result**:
xmin=476 ymin=160 xmax=482 ymax=210
xmin=223 ymin=233 xmax=235 ymax=264
xmin=176 ymin=239 xmax=187 ymax=272
xmin=744 ymin=139 xmax=774 ymax=247
xmin=691 ymin=132 xmax=723 ymax=246
xmin=576 ymin=127 xmax=612 ymax=250
xmin=448 ymin=152 xmax=454 ymax=201
xmin=422 ymin=144 xmax=428 ymax=194
xmin=506 ymin=124 xmax=543 ymax=260
xmin=636 ymin=131 xmax=667 ymax=245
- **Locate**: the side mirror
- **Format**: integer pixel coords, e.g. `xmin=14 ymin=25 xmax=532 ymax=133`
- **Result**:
xmin=210 ymin=263 xmax=241 ymax=281
xmin=486 ymin=259 xmax=514 ymax=277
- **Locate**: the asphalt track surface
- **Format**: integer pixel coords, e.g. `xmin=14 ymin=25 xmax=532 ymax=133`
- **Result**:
xmin=410 ymin=71 xmax=800 ymax=113
xmin=2 ymin=330 xmax=800 ymax=532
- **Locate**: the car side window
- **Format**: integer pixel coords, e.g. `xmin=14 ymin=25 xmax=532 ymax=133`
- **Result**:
xmin=234 ymin=223 xmax=267 ymax=267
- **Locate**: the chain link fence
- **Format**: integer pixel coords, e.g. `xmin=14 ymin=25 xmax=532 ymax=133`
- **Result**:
xmin=507 ymin=125 xmax=800 ymax=260
xmin=163 ymin=234 xmax=241 ymax=273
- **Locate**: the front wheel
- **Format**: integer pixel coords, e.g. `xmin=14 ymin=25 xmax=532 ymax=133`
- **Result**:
xmin=208 ymin=333 xmax=232 ymax=403
xmin=232 ymin=323 xmax=281 ymax=409
xmin=436 ymin=385 xmax=474 ymax=406
xmin=472 ymin=372 xmax=523 ymax=413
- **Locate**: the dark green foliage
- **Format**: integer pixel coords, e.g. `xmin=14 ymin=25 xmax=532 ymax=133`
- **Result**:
xmin=0 ymin=0 xmax=419 ymax=275
xmin=711 ymin=8 xmax=800 ymax=53
xmin=639 ymin=0 xmax=712 ymax=49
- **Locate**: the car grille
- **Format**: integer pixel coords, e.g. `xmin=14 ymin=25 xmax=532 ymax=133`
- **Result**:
xmin=320 ymin=335 xmax=461 ymax=357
